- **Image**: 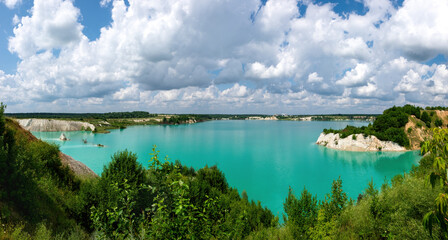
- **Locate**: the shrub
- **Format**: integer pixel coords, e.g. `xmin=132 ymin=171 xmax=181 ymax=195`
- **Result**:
xmin=421 ymin=112 xmax=431 ymax=127
xmin=435 ymin=118 xmax=443 ymax=127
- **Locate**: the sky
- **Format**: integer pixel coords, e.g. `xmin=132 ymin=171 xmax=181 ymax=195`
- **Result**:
xmin=0 ymin=0 xmax=448 ymax=114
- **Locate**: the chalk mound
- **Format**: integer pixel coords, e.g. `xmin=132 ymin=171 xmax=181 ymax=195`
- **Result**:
xmin=18 ymin=119 xmax=95 ymax=132
xmin=316 ymin=133 xmax=406 ymax=152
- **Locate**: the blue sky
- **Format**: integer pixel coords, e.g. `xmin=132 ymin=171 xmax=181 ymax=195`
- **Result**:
xmin=0 ymin=0 xmax=447 ymax=114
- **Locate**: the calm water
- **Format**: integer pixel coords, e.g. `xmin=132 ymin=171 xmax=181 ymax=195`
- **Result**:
xmin=33 ymin=120 xmax=421 ymax=217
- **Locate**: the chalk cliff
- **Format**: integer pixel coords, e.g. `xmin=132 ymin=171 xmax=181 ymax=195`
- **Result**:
xmin=17 ymin=119 xmax=95 ymax=132
xmin=316 ymin=133 xmax=406 ymax=152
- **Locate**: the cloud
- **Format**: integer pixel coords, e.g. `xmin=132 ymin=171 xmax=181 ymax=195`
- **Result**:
xmin=381 ymin=0 xmax=448 ymax=61
xmin=1 ymin=0 xmax=21 ymax=9
xmin=336 ymin=63 xmax=370 ymax=87
xmin=9 ymin=0 xmax=84 ymax=59
xmin=112 ymin=85 xmax=141 ymax=101
xmin=2 ymin=0 xmax=448 ymax=113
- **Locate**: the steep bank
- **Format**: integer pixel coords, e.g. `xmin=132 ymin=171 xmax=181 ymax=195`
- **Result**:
xmin=316 ymin=133 xmax=406 ymax=152
xmin=59 ymin=153 xmax=97 ymax=178
xmin=17 ymin=118 xmax=95 ymax=132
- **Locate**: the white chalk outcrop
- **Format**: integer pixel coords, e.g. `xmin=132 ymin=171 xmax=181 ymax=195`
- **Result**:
xmin=316 ymin=133 xmax=406 ymax=152
xmin=18 ymin=119 xmax=96 ymax=132
xmin=59 ymin=133 xmax=68 ymax=141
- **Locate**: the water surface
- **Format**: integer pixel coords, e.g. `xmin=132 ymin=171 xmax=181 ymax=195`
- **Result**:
xmin=33 ymin=120 xmax=421 ymax=217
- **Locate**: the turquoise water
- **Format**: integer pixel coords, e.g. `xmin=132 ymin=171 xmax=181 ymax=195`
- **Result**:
xmin=32 ymin=120 xmax=421 ymax=217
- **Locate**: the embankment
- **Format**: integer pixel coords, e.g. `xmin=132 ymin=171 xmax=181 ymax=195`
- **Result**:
xmin=316 ymin=133 xmax=406 ymax=152
xmin=17 ymin=119 xmax=95 ymax=132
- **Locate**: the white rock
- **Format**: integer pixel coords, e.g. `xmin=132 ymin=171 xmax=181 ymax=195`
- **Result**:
xmin=17 ymin=119 xmax=96 ymax=132
xmin=316 ymin=133 xmax=406 ymax=152
xmin=59 ymin=133 xmax=68 ymax=141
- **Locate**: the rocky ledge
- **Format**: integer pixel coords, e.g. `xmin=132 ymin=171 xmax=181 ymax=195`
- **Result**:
xmin=18 ymin=119 xmax=96 ymax=132
xmin=316 ymin=133 xmax=406 ymax=152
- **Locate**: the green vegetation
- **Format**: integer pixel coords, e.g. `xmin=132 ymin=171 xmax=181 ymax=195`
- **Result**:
xmin=0 ymin=104 xmax=88 ymax=238
xmin=426 ymin=106 xmax=448 ymax=111
xmin=5 ymin=111 xmax=157 ymax=119
xmin=422 ymin=128 xmax=448 ymax=237
xmin=323 ymin=105 xmax=424 ymax=147
xmin=277 ymin=114 xmax=377 ymax=121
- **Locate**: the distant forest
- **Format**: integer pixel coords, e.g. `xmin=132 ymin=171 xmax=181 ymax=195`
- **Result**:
xmin=5 ymin=111 xmax=157 ymax=119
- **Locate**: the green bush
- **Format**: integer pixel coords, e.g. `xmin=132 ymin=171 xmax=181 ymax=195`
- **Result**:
xmin=421 ymin=111 xmax=431 ymax=127
xmin=435 ymin=118 xmax=443 ymax=127
xmin=283 ymin=187 xmax=318 ymax=239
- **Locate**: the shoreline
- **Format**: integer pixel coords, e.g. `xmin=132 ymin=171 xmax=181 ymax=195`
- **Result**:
xmin=16 ymin=117 xmax=374 ymax=132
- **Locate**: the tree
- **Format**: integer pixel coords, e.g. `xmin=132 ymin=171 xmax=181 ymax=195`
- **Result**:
xmin=435 ymin=118 xmax=443 ymax=127
xmin=92 ymin=150 xmax=149 ymax=238
xmin=422 ymin=128 xmax=448 ymax=237
xmin=322 ymin=177 xmax=348 ymax=220
xmin=421 ymin=111 xmax=431 ymax=127
xmin=283 ymin=187 xmax=318 ymax=239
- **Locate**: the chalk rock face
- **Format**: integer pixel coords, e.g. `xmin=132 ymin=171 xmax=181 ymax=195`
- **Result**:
xmin=59 ymin=133 xmax=68 ymax=141
xmin=316 ymin=133 xmax=406 ymax=152
xmin=18 ymin=119 xmax=96 ymax=132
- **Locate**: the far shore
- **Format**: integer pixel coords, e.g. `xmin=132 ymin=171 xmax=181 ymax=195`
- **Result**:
xmin=10 ymin=114 xmax=376 ymax=133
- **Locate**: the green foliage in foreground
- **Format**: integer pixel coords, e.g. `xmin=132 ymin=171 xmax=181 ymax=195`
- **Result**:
xmin=421 ymin=128 xmax=448 ymax=238
xmin=86 ymin=146 xmax=278 ymax=239
xmin=0 ymin=104 xmax=88 ymax=237
xmin=323 ymin=104 xmax=424 ymax=147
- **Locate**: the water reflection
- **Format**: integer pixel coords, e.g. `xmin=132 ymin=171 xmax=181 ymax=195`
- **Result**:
xmin=317 ymin=145 xmax=420 ymax=176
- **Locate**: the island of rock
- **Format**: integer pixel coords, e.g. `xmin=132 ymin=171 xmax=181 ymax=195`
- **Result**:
xmin=316 ymin=133 xmax=406 ymax=152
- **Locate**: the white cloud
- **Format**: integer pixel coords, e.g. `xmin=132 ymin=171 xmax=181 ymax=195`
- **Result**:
xmin=352 ymin=82 xmax=380 ymax=99
xmin=394 ymin=69 xmax=420 ymax=93
xmin=221 ymin=84 xmax=249 ymax=98
xmin=12 ymin=14 xmax=20 ymax=25
xmin=9 ymin=0 xmax=84 ymax=59
xmin=99 ymin=0 xmax=112 ymax=7
xmin=381 ymin=0 xmax=448 ymax=61
xmin=112 ymin=85 xmax=141 ymax=101
xmin=307 ymin=72 xmax=323 ymax=83
xmin=336 ymin=63 xmax=370 ymax=87
xmin=1 ymin=0 xmax=21 ymax=9
xmin=426 ymin=65 xmax=448 ymax=95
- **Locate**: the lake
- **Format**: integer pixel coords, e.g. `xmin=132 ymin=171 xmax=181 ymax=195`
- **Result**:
xmin=32 ymin=120 xmax=421 ymax=217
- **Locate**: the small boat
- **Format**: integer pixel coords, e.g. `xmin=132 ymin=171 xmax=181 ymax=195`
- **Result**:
xmin=82 ymin=139 xmax=87 ymax=144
